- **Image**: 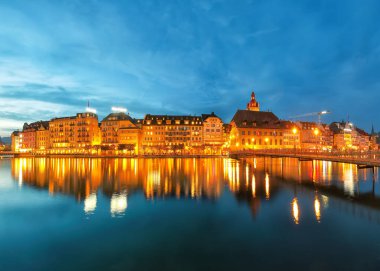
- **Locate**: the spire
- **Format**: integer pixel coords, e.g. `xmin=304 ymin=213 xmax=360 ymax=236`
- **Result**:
xmin=371 ymin=124 xmax=375 ymax=135
xmin=246 ymin=91 xmax=260 ymax=111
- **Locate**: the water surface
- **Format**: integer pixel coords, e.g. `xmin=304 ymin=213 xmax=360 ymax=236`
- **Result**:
xmin=1 ymin=157 xmax=380 ymax=271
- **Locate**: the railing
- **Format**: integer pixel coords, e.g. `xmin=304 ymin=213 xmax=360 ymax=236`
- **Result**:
xmin=229 ymin=149 xmax=380 ymax=164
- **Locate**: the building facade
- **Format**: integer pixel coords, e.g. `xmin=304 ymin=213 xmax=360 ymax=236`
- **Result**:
xmin=141 ymin=115 xmax=203 ymax=154
xmin=100 ymin=112 xmax=140 ymax=154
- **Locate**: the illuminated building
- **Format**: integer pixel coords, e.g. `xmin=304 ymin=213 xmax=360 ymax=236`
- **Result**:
xmin=295 ymin=121 xmax=333 ymax=150
xmin=229 ymin=92 xmax=300 ymax=150
xmin=281 ymin=121 xmax=301 ymax=149
xmin=35 ymin=123 xmax=50 ymax=153
xmin=100 ymin=112 xmax=140 ymax=154
xmin=17 ymin=121 xmax=49 ymax=153
xmin=370 ymin=126 xmax=378 ymax=150
xmin=330 ymin=121 xmax=371 ymax=151
xmin=229 ymin=109 xmax=288 ymax=150
xmin=11 ymin=131 xmax=20 ymax=152
xmin=141 ymin=114 xmax=203 ymax=154
xmin=49 ymin=112 xmax=100 ymax=153
xmin=229 ymin=92 xmax=296 ymax=150
xmin=202 ymin=112 xmax=225 ymax=154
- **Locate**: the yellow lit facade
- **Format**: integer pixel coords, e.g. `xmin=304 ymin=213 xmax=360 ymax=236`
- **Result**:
xmin=48 ymin=112 xmax=100 ymax=154
xmin=141 ymin=115 xmax=203 ymax=154
xmin=100 ymin=112 xmax=140 ymax=154
xmin=202 ymin=112 xmax=225 ymax=154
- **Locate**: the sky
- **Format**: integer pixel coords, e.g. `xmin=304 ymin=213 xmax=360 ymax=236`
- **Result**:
xmin=0 ymin=0 xmax=379 ymax=136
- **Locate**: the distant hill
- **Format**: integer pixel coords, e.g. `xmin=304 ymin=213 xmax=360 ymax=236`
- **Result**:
xmin=0 ymin=136 xmax=11 ymax=145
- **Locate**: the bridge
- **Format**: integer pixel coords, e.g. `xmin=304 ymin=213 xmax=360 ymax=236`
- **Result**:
xmin=0 ymin=151 xmax=16 ymax=158
xmin=229 ymin=149 xmax=380 ymax=168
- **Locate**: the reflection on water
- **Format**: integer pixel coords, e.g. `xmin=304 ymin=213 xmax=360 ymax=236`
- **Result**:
xmin=314 ymin=195 xmax=321 ymax=222
xmin=292 ymin=197 xmax=300 ymax=224
xmin=8 ymin=157 xmax=380 ymax=223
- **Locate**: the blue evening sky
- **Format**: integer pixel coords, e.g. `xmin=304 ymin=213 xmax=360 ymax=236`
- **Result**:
xmin=0 ymin=0 xmax=379 ymax=136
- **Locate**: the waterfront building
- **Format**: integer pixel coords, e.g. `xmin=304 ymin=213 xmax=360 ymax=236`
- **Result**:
xmin=100 ymin=112 xmax=140 ymax=154
xmin=281 ymin=121 xmax=301 ymax=149
xmin=35 ymin=123 xmax=50 ymax=153
xmin=370 ymin=127 xmax=378 ymax=150
xmin=229 ymin=92 xmax=293 ymax=150
xmin=18 ymin=121 xmax=49 ymax=153
xmin=141 ymin=114 xmax=203 ymax=154
xmin=329 ymin=122 xmax=371 ymax=151
xmin=202 ymin=112 xmax=225 ymax=154
xmin=49 ymin=112 xmax=100 ymax=154
xmin=11 ymin=131 xmax=20 ymax=152
xmin=295 ymin=121 xmax=333 ymax=151
xmin=229 ymin=109 xmax=287 ymax=150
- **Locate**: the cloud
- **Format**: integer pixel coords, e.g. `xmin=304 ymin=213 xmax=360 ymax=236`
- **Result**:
xmin=0 ymin=0 xmax=379 ymax=135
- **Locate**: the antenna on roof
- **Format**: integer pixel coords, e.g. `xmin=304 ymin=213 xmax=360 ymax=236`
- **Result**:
xmin=85 ymin=100 xmax=97 ymax=114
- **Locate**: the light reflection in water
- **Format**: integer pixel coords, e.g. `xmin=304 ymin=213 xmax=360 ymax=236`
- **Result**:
xmin=292 ymin=197 xmax=300 ymax=225
xmin=18 ymin=158 xmax=23 ymax=187
xmin=265 ymin=173 xmax=270 ymax=199
xmin=84 ymin=193 xmax=97 ymax=214
xmin=251 ymin=175 xmax=256 ymax=198
xmin=8 ymin=157 xmax=380 ymax=222
xmin=110 ymin=192 xmax=127 ymax=217
xmin=343 ymin=164 xmax=355 ymax=196
xmin=314 ymin=196 xmax=321 ymax=222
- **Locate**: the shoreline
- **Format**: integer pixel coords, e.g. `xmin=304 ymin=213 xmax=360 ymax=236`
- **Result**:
xmin=9 ymin=154 xmax=228 ymax=159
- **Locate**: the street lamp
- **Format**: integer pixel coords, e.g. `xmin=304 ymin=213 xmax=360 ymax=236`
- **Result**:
xmin=265 ymin=137 xmax=269 ymax=151
xmin=292 ymin=127 xmax=298 ymax=153
xmin=314 ymin=128 xmax=320 ymax=152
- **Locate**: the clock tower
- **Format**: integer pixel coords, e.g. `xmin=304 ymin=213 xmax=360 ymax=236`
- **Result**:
xmin=247 ymin=91 xmax=260 ymax=111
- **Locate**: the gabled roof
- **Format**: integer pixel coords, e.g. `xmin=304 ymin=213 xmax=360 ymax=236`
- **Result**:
xmin=23 ymin=121 xmax=49 ymax=131
xmin=231 ymin=110 xmax=279 ymax=128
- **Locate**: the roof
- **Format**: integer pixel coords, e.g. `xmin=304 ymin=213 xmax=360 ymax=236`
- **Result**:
xmin=101 ymin=112 xmax=135 ymax=123
xmin=201 ymin=112 xmax=222 ymax=121
xmin=231 ymin=110 xmax=279 ymax=128
xmin=23 ymin=121 xmax=49 ymax=131
xmin=356 ymin=128 xmax=369 ymax=136
xmin=143 ymin=114 xmax=202 ymax=125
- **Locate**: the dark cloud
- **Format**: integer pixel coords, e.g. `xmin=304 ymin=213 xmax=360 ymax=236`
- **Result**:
xmin=0 ymin=0 xmax=379 ymax=135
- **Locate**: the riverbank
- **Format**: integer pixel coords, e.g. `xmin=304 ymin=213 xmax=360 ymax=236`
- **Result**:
xmin=10 ymin=153 xmax=228 ymax=159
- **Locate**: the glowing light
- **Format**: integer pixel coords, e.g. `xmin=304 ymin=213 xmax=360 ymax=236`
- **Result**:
xmin=292 ymin=127 xmax=298 ymax=134
xmin=111 ymin=106 xmax=127 ymax=113
xmin=85 ymin=107 xmax=97 ymax=114
xmin=84 ymin=193 xmax=97 ymax=214
xmin=110 ymin=192 xmax=128 ymax=217
xmin=265 ymin=173 xmax=270 ymax=199
xmin=313 ymin=128 xmax=319 ymax=136
xmin=292 ymin=198 xmax=300 ymax=224
xmin=251 ymin=175 xmax=256 ymax=198
xmin=314 ymin=196 xmax=321 ymax=222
